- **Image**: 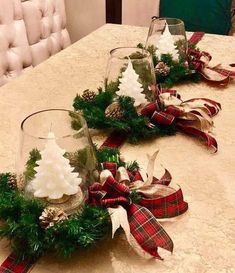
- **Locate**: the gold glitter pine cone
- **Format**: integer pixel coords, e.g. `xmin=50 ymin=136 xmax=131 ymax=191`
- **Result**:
xmin=7 ymin=173 xmax=18 ymax=189
xmin=154 ymin=62 xmax=170 ymax=76
xmin=105 ymin=102 xmax=124 ymax=119
xmin=39 ymin=207 xmax=68 ymax=229
xmin=82 ymin=89 xmax=96 ymax=102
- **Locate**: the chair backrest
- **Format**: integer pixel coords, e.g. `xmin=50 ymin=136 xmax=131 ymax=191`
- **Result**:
xmin=0 ymin=0 xmax=71 ymax=87
xmin=231 ymin=0 xmax=235 ymax=35
xmin=0 ymin=0 xmax=33 ymax=86
xmin=160 ymin=0 xmax=233 ymax=35
xmin=22 ymin=0 xmax=71 ymax=66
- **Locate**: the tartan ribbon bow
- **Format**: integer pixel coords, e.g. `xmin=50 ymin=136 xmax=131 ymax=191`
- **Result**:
xmin=188 ymin=48 xmax=235 ymax=85
xmin=88 ymin=152 xmax=188 ymax=260
xmin=141 ymin=85 xmax=221 ymax=152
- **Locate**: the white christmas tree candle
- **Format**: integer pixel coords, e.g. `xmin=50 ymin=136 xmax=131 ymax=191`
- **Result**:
xmin=116 ymin=59 xmax=147 ymax=107
xmin=156 ymin=23 xmax=179 ymax=61
xmin=30 ymin=132 xmax=82 ymax=200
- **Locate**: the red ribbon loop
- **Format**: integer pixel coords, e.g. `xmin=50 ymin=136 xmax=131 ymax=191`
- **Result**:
xmin=151 ymin=111 xmax=175 ymax=125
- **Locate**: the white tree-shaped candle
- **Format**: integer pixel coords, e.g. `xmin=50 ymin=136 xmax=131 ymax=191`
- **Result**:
xmin=156 ymin=23 xmax=179 ymax=61
xmin=31 ymin=132 xmax=82 ymax=200
xmin=116 ymin=59 xmax=147 ymax=107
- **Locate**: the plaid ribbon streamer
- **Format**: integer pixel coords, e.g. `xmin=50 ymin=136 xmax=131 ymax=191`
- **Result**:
xmin=188 ymin=32 xmax=205 ymax=45
xmin=100 ymin=130 xmax=128 ymax=149
xmin=0 ymin=255 xmax=33 ymax=273
xmin=89 ymin=161 xmax=188 ymax=259
xmin=128 ymin=204 xmax=173 ymax=260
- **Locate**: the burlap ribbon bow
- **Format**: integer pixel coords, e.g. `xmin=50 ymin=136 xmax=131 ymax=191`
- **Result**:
xmin=88 ymin=152 xmax=188 ymax=259
xmin=141 ymin=86 xmax=221 ymax=152
xmin=188 ymin=48 xmax=235 ymax=85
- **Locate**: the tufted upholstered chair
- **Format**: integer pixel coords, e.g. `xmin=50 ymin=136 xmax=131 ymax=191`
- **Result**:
xmin=0 ymin=0 xmax=71 ymax=87
xmin=0 ymin=0 xmax=33 ymax=87
xmin=21 ymin=0 xmax=71 ymax=66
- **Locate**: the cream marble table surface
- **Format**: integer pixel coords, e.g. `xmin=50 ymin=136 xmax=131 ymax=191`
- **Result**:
xmin=0 ymin=24 xmax=235 ymax=273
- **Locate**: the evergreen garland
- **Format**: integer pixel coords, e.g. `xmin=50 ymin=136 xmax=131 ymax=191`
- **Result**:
xmin=0 ymin=173 xmax=110 ymax=261
xmin=73 ymin=88 xmax=176 ymax=144
xmin=137 ymin=43 xmax=201 ymax=88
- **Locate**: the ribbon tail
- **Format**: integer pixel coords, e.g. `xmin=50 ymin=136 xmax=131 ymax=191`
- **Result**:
xmin=107 ymin=206 xmax=130 ymax=243
xmin=201 ymin=67 xmax=230 ymax=85
xmin=188 ymin=32 xmax=205 ymax=44
xmin=129 ymin=234 xmax=160 ymax=259
xmin=144 ymin=150 xmax=159 ymax=187
xmin=178 ymin=124 xmax=218 ymax=152
xmin=128 ymin=204 xmax=174 ymax=259
xmin=156 ymin=169 xmax=172 ymax=186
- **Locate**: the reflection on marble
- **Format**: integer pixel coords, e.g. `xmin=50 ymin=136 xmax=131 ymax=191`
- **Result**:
xmin=0 ymin=24 xmax=235 ymax=272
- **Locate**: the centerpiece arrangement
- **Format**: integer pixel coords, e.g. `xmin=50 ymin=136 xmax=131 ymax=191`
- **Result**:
xmin=73 ymin=47 xmax=221 ymax=151
xmin=0 ymin=138 xmax=188 ymax=261
xmin=143 ymin=17 xmax=235 ymax=87
xmin=0 ymin=16 xmax=231 ymax=273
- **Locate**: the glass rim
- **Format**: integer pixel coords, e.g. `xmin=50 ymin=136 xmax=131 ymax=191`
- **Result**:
xmin=152 ymin=17 xmax=185 ymax=27
xmin=109 ymin=47 xmax=151 ymax=59
xmin=20 ymin=108 xmax=86 ymax=140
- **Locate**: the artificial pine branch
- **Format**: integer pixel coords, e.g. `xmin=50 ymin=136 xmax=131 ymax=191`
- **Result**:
xmin=0 ymin=173 xmax=111 ymax=260
xmin=24 ymin=149 xmax=41 ymax=182
xmin=138 ymin=42 xmax=201 ymax=88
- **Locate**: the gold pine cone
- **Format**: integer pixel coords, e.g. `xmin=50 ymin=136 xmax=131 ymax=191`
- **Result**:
xmin=39 ymin=207 xmax=68 ymax=229
xmin=7 ymin=173 xmax=17 ymax=189
xmin=105 ymin=102 xmax=124 ymax=119
xmin=82 ymin=89 xmax=96 ymax=102
xmin=155 ymin=62 xmax=170 ymax=76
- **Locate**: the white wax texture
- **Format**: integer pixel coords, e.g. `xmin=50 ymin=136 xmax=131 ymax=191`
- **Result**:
xmin=116 ymin=59 xmax=147 ymax=107
xmin=156 ymin=24 xmax=179 ymax=60
xmin=31 ymin=132 xmax=82 ymax=199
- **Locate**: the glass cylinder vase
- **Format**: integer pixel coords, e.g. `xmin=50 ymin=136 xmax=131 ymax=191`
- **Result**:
xmin=105 ymin=47 xmax=156 ymax=102
xmin=146 ymin=17 xmax=187 ymax=61
xmin=17 ymin=109 xmax=97 ymax=213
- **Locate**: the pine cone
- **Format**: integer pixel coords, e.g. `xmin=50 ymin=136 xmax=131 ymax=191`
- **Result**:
xmin=39 ymin=207 xmax=68 ymax=229
xmin=17 ymin=174 xmax=25 ymax=191
xmin=82 ymin=89 xmax=96 ymax=102
xmin=105 ymin=102 xmax=124 ymax=119
xmin=155 ymin=62 xmax=170 ymax=76
xmin=7 ymin=173 xmax=17 ymax=189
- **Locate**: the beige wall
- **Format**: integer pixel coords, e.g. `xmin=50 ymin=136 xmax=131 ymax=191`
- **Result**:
xmin=64 ymin=0 xmax=160 ymax=43
xmin=122 ymin=0 xmax=160 ymax=27
xmin=64 ymin=0 xmax=105 ymax=43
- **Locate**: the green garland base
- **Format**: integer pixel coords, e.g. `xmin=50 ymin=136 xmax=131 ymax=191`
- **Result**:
xmin=73 ymin=89 xmax=176 ymax=144
xmin=0 ymin=173 xmax=110 ymax=260
xmin=137 ymin=43 xmax=201 ymax=88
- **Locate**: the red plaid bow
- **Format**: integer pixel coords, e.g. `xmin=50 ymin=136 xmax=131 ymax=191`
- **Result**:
xmin=141 ymin=86 xmax=221 ymax=152
xmin=88 ymin=161 xmax=188 ymax=259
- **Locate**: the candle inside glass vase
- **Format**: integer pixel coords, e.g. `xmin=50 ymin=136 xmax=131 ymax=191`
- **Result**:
xmin=17 ymin=109 xmax=97 ymax=212
xmin=146 ymin=17 xmax=188 ymax=61
xmin=30 ymin=131 xmax=82 ymax=202
xmin=105 ymin=47 xmax=156 ymax=102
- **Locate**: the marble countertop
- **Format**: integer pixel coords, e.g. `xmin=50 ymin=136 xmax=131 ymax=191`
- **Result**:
xmin=0 ymin=24 xmax=235 ymax=273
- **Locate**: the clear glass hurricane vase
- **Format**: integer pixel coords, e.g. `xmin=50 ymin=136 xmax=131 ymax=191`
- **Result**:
xmin=105 ymin=47 xmax=156 ymax=101
xmin=146 ymin=17 xmax=188 ymax=60
xmin=17 ymin=109 xmax=97 ymax=212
